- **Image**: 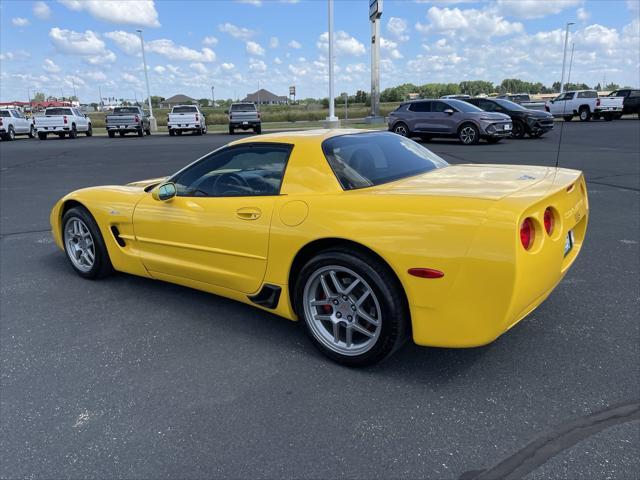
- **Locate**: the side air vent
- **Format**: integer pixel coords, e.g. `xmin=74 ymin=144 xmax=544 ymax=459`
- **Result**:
xmin=110 ymin=226 xmax=126 ymax=247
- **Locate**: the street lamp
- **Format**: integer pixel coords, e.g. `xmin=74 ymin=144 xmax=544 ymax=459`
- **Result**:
xmin=366 ymin=0 xmax=384 ymax=124
xmin=137 ymin=29 xmax=157 ymax=131
xmin=323 ymin=0 xmax=340 ymax=128
xmin=560 ymin=22 xmax=575 ymax=93
xmin=211 ymin=85 xmax=215 ymax=108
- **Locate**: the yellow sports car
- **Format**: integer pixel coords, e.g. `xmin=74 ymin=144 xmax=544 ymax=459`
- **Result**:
xmin=50 ymin=130 xmax=588 ymax=365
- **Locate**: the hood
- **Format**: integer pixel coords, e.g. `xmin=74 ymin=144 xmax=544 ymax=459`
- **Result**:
xmin=125 ymin=177 xmax=168 ymax=189
xmin=520 ymin=109 xmax=553 ymax=118
xmin=368 ymin=164 xmax=553 ymax=201
xmin=469 ymin=111 xmax=511 ymax=121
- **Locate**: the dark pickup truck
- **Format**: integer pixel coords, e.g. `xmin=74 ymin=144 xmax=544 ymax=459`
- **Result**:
xmin=605 ymin=89 xmax=640 ymax=119
xmin=105 ymin=106 xmax=151 ymax=137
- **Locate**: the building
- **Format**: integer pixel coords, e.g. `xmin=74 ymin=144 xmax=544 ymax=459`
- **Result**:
xmin=160 ymin=94 xmax=197 ymax=109
xmin=242 ymin=89 xmax=289 ymax=105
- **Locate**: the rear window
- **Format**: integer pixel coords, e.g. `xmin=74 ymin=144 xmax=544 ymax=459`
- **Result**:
xmin=113 ymin=107 xmax=140 ymax=114
xmin=45 ymin=108 xmax=73 ymax=116
xmin=173 ymin=106 xmax=198 ymax=113
xmin=577 ymin=91 xmax=597 ymax=98
xmin=0 ymin=111 xmax=10 ymax=118
xmin=322 ymin=132 xmax=448 ymax=190
xmin=231 ymin=103 xmax=256 ymax=112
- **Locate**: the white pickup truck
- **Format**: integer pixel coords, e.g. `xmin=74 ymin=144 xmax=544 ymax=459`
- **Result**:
xmin=167 ymin=105 xmax=207 ymax=136
xmin=0 ymin=109 xmax=35 ymax=140
xmin=545 ymin=90 xmax=624 ymax=121
xmin=34 ymin=107 xmax=92 ymax=139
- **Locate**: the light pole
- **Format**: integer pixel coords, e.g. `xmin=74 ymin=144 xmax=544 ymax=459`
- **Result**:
xmin=366 ymin=0 xmax=384 ymax=124
xmin=323 ymin=0 xmax=339 ymax=128
xmin=137 ymin=29 xmax=157 ymax=131
xmin=566 ymin=42 xmax=575 ymax=87
xmin=211 ymin=86 xmax=215 ymax=108
xmin=560 ymin=22 xmax=574 ymax=93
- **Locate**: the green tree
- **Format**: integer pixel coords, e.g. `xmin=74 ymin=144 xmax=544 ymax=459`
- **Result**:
xmin=32 ymin=91 xmax=45 ymax=102
xmin=459 ymin=80 xmax=494 ymax=96
xmin=145 ymin=96 xmax=165 ymax=108
xmin=198 ymin=98 xmax=210 ymax=106
xmin=605 ymin=82 xmax=620 ymax=90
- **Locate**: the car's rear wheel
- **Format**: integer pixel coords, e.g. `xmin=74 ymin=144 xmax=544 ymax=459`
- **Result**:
xmin=603 ymin=113 xmax=613 ymax=121
xmin=511 ymin=120 xmax=526 ymax=139
xmin=176 ymin=130 xmax=182 ymax=136
xmin=69 ymin=125 xmax=77 ymax=139
xmin=255 ymin=126 xmax=262 ymax=134
xmin=579 ymin=107 xmax=591 ymax=122
xmin=169 ymin=129 xmax=175 ymax=136
xmin=392 ymin=122 xmax=409 ymax=137
xmin=458 ymin=123 xmax=479 ymax=145
xmin=229 ymin=126 xmax=234 ymax=135
xmin=137 ymin=127 xmax=144 ymax=137
xmin=294 ymin=249 xmax=408 ymax=366
xmin=563 ymin=115 xmax=573 ymax=122
xmin=119 ymin=131 xmax=125 ymax=137
xmin=86 ymin=124 xmax=93 ymax=136
xmin=62 ymin=207 xmax=113 ymax=279
xmin=38 ymin=132 xmax=47 ymax=140
xmin=108 ymin=131 xmax=115 ymax=138
xmin=28 ymin=125 xmax=35 ymax=138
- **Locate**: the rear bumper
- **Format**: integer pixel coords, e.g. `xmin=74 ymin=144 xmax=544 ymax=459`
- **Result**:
xmin=168 ymin=123 xmax=203 ymax=131
xmin=35 ymin=126 xmax=70 ymax=133
xmin=107 ymin=125 xmax=142 ymax=132
xmin=230 ymin=121 xmax=260 ymax=129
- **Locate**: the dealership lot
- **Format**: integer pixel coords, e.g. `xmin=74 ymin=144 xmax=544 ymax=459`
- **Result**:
xmin=1 ymin=122 xmax=638 ymax=478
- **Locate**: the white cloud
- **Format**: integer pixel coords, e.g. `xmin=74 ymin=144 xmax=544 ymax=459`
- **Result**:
xmin=380 ymin=37 xmax=403 ymax=59
xmin=58 ymin=0 xmax=160 ymax=27
xmin=153 ymin=65 xmax=165 ymax=74
xmin=577 ymin=8 xmax=590 ymax=21
xmin=121 ymin=72 xmax=141 ymax=84
xmin=288 ymin=40 xmax=302 ymax=49
xmin=50 ymin=27 xmax=107 ymax=55
xmin=0 ymin=53 xmax=14 ymax=61
xmin=42 ymin=58 xmax=61 ymax=73
xmin=493 ymin=0 xmax=580 ymax=20
xmin=246 ymin=41 xmax=265 ymax=56
xmin=147 ymin=39 xmax=216 ymax=62
xmin=387 ymin=17 xmax=409 ymax=42
xmin=274 ymin=56 xmax=283 ymax=64
xmin=190 ymin=62 xmax=208 ymax=74
xmin=218 ymin=22 xmax=256 ymax=40
xmin=86 ymin=50 xmax=117 ymax=65
xmin=33 ymin=1 xmax=51 ymax=20
xmin=236 ymin=0 xmax=262 ymax=5
xmin=416 ymin=6 xmax=523 ymax=39
xmin=270 ymin=37 xmax=279 ymax=48
xmin=628 ymin=0 xmax=640 ymax=12
xmin=86 ymin=71 xmax=107 ymax=82
xmin=12 ymin=17 xmax=30 ymax=27
xmin=317 ymin=31 xmax=365 ymax=56
xmin=203 ymin=36 xmax=218 ymax=46
xmin=221 ymin=62 xmax=235 ymax=70
xmin=249 ymin=58 xmax=267 ymax=72
xmin=104 ymin=30 xmax=141 ymax=55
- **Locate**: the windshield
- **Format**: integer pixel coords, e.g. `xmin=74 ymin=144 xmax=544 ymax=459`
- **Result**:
xmin=0 ymin=111 xmax=10 ymax=117
xmin=113 ymin=107 xmax=140 ymax=114
xmin=322 ymin=132 xmax=448 ymax=190
xmin=495 ymin=99 xmax=526 ymax=111
xmin=173 ymin=106 xmax=198 ymax=113
xmin=446 ymin=99 xmax=483 ymax=113
xmin=231 ymin=103 xmax=256 ymax=112
xmin=45 ymin=108 xmax=73 ymax=116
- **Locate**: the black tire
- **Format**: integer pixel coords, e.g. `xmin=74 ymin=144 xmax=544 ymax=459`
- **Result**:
xmin=486 ymin=137 xmax=502 ymax=144
xmin=119 ymin=131 xmax=125 ymax=137
xmin=392 ymin=122 xmax=409 ymax=137
xmin=294 ymin=248 xmax=409 ymax=367
xmin=176 ymin=130 xmax=182 ymax=136
xmin=108 ymin=131 xmax=115 ymax=138
xmin=458 ymin=123 xmax=480 ymax=145
xmin=202 ymin=126 xmax=207 ymax=135
xmin=511 ymin=120 xmax=526 ymax=139
xmin=169 ymin=129 xmax=175 ymax=137
xmin=69 ymin=125 xmax=77 ymax=139
xmin=579 ymin=107 xmax=591 ymax=122
xmin=530 ymin=131 xmax=544 ymax=138
xmin=563 ymin=115 xmax=573 ymax=122
xmin=86 ymin=124 xmax=93 ymax=136
xmin=58 ymin=133 xmax=66 ymax=139
xmin=38 ymin=132 xmax=47 ymax=140
xmin=145 ymin=128 xmax=151 ymax=135
xmin=137 ymin=127 xmax=144 ymax=137
xmin=604 ymin=114 xmax=613 ymax=121
xmin=255 ymin=126 xmax=262 ymax=134
xmin=229 ymin=127 xmax=234 ymax=135
xmin=28 ymin=125 xmax=35 ymax=138
xmin=61 ymin=206 xmax=113 ymax=279
xmin=592 ymin=113 xmax=601 ymax=120
xmin=7 ymin=126 xmax=15 ymax=141
xmin=196 ymin=127 xmax=203 ymax=136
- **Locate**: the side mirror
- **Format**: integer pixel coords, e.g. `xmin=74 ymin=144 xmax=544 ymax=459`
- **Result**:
xmin=152 ymin=182 xmax=177 ymax=201
xmin=444 ymin=109 xmax=454 ymax=115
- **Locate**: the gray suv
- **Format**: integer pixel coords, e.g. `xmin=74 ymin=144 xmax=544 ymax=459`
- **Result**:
xmin=388 ymin=99 xmax=513 ymax=145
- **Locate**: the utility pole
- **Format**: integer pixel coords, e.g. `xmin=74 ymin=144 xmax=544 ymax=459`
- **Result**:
xmin=211 ymin=85 xmax=215 ymax=108
xmin=323 ymin=0 xmax=340 ymax=128
xmin=560 ymin=22 xmax=574 ymax=93
xmin=137 ymin=29 xmax=157 ymax=131
xmin=344 ymin=92 xmax=348 ymax=121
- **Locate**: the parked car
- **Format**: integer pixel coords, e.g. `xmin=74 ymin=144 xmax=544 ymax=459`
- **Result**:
xmin=227 ymin=103 xmax=261 ymax=134
xmin=465 ymin=97 xmax=554 ymax=139
xmin=50 ymin=130 xmax=589 ymax=366
xmin=0 ymin=109 xmax=35 ymax=140
xmin=603 ymin=89 xmax=640 ymax=119
xmin=34 ymin=107 xmax=92 ymax=139
xmin=388 ymin=98 xmax=512 ymax=145
xmin=496 ymin=93 xmax=546 ymax=111
xmin=545 ymin=90 xmax=624 ymax=121
xmin=440 ymin=94 xmax=470 ymax=100
xmin=167 ymin=105 xmax=207 ymax=136
xmin=105 ymin=106 xmax=151 ymax=137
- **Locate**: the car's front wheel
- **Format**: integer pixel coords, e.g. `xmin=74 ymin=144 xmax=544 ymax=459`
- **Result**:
xmin=392 ymin=122 xmax=409 ymax=137
xmin=28 ymin=125 xmax=35 ymax=138
xmin=294 ymin=249 xmax=408 ymax=366
xmin=62 ymin=207 xmax=113 ymax=279
xmin=458 ymin=123 xmax=479 ymax=145
xmin=511 ymin=120 xmax=526 ymax=139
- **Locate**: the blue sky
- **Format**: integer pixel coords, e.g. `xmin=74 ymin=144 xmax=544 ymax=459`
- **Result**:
xmin=1 ymin=0 xmax=638 ymax=103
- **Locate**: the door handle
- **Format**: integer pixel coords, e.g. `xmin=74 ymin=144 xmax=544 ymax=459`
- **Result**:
xmin=236 ymin=207 xmax=262 ymax=220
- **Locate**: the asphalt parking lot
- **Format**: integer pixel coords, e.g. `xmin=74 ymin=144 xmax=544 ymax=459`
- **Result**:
xmin=1 ymin=121 xmax=639 ymax=478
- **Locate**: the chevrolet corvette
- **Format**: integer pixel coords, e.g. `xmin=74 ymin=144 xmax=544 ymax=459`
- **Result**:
xmin=50 ymin=130 xmax=588 ymax=365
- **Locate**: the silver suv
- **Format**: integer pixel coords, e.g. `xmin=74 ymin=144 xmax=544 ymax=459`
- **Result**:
xmin=388 ymin=99 xmax=512 ymax=145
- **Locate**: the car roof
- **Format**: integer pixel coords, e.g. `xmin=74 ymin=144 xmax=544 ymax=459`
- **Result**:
xmin=228 ymin=128 xmax=376 ymax=146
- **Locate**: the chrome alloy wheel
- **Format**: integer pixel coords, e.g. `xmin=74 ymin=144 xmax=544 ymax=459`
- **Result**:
xmin=64 ymin=217 xmax=95 ymax=272
xmin=303 ymin=265 xmax=382 ymax=356
xmin=393 ymin=124 xmax=408 ymax=136
xmin=460 ymin=126 xmax=476 ymax=144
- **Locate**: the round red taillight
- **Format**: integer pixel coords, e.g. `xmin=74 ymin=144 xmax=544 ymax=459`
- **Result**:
xmin=544 ymin=208 xmax=554 ymax=235
xmin=520 ymin=218 xmax=535 ymax=250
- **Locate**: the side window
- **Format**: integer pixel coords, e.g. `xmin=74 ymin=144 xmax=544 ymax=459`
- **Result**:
xmin=408 ymin=102 xmax=430 ymax=112
xmin=578 ymin=91 xmax=597 ymax=98
xmin=478 ymin=100 xmax=497 ymax=112
xmin=430 ymin=101 xmax=449 ymax=113
xmin=629 ymin=90 xmax=640 ymax=98
xmin=173 ymin=144 xmax=292 ymax=197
